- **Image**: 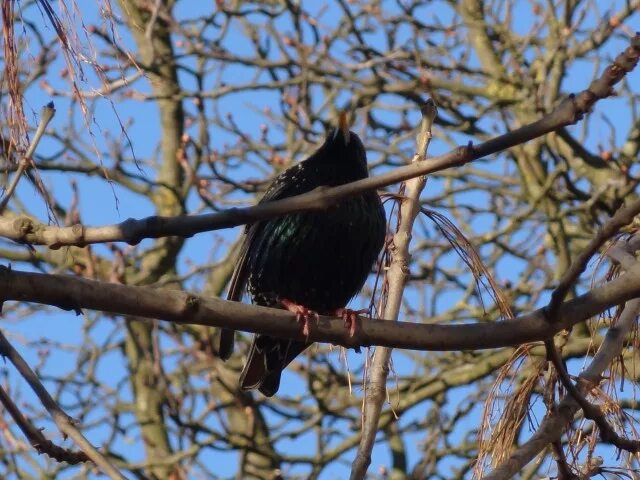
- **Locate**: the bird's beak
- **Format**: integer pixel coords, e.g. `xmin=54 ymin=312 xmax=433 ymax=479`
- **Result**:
xmin=338 ymin=111 xmax=350 ymax=145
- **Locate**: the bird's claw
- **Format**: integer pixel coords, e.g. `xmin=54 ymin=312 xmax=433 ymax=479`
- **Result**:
xmin=334 ymin=308 xmax=367 ymax=338
xmin=281 ymin=299 xmax=319 ymax=339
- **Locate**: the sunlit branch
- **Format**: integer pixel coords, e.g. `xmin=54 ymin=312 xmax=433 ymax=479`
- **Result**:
xmin=0 ymin=33 xmax=637 ymax=249
xmin=351 ymin=100 xmax=437 ymax=480
xmin=2 ymin=252 xmax=640 ymax=352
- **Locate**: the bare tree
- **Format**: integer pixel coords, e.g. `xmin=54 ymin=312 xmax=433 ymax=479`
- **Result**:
xmin=0 ymin=1 xmax=639 ymax=479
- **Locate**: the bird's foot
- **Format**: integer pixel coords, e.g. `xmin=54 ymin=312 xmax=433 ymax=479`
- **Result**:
xmin=333 ymin=308 xmax=368 ymax=338
xmin=281 ymin=299 xmax=319 ymax=338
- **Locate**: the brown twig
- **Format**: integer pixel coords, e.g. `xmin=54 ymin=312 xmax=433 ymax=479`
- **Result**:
xmin=0 ymin=102 xmax=56 ymax=215
xmin=0 ymin=384 xmax=89 ymax=464
xmin=0 ymin=331 xmax=127 ymax=479
xmin=550 ymin=439 xmax=576 ymax=480
xmin=545 ymin=338 xmax=640 ymax=451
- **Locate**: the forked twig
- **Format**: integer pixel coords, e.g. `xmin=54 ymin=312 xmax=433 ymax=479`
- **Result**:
xmin=0 ymin=384 xmax=89 ymax=464
xmin=545 ymin=338 xmax=640 ymax=451
xmin=0 ymin=102 xmax=56 ymax=215
xmin=0 ymin=330 xmax=126 ymax=479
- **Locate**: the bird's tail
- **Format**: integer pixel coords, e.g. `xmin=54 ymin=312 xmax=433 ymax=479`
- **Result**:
xmin=218 ymin=329 xmax=235 ymax=360
xmin=239 ymin=335 xmax=307 ymax=397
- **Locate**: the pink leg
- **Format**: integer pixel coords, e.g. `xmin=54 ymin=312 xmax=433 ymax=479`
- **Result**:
xmin=281 ymin=299 xmax=319 ymax=338
xmin=333 ymin=308 xmax=368 ymax=337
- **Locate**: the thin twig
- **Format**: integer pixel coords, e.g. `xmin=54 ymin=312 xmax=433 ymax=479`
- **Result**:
xmin=350 ymin=99 xmax=437 ymax=480
xmin=550 ymin=440 xmax=576 ymax=480
xmin=0 ymin=102 xmax=56 ymax=215
xmin=0 ymin=384 xmax=89 ymax=464
xmin=545 ymin=338 xmax=640 ymax=451
xmin=548 ymin=195 xmax=640 ymax=316
xmin=43 ymin=71 xmax=144 ymax=99
xmin=0 ymin=331 xmax=127 ymax=479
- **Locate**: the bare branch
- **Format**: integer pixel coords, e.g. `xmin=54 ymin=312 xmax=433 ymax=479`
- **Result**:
xmin=2 ymin=262 xmax=640 ymax=353
xmin=546 ymin=338 xmax=640 ymax=451
xmin=0 ymin=384 xmax=90 ymax=464
xmin=0 ymin=32 xmax=637 ymax=250
xmin=486 ymin=236 xmax=640 ymax=479
xmin=548 ymin=195 xmax=640 ymax=316
xmin=0 ymin=102 xmax=55 ymax=215
xmin=0 ymin=330 xmax=126 ymax=479
xmin=351 ymin=99 xmax=437 ymax=479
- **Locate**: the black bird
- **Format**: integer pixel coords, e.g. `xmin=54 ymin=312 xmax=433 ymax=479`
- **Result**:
xmin=219 ymin=114 xmax=386 ymax=396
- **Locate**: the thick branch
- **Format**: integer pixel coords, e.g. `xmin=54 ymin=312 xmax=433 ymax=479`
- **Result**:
xmin=1 ymin=255 xmax=640 ymax=353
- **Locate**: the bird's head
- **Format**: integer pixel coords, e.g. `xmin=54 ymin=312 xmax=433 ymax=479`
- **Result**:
xmin=322 ymin=111 xmax=367 ymax=176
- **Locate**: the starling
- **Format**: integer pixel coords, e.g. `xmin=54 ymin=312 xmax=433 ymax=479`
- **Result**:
xmin=219 ymin=113 xmax=386 ymax=396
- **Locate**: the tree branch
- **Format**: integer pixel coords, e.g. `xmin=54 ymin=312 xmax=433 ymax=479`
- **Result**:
xmin=0 ymin=330 xmax=126 ymax=479
xmin=0 ymin=33 xmax=637 ymax=249
xmin=351 ymin=99 xmax=437 ymax=480
xmin=485 ymin=237 xmax=640 ymax=479
xmin=545 ymin=337 xmax=640 ymax=452
xmin=548 ymin=195 xmax=640 ymax=316
xmin=0 ymin=102 xmax=55 ymax=215
xmin=1 ymin=262 xmax=640 ymax=353
xmin=0 ymin=384 xmax=90 ymax=464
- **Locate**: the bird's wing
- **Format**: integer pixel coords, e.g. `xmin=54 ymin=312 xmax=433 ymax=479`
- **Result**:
xmin=227 ymin=165 xmax=304 ymax=301
xmin=218 ymin=166 xmax=307 ymax=360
